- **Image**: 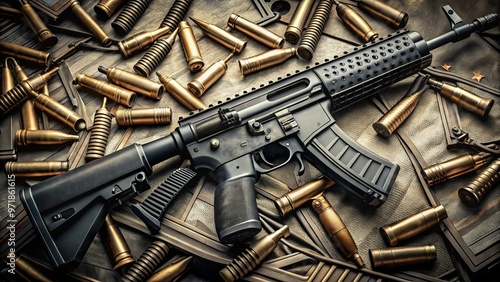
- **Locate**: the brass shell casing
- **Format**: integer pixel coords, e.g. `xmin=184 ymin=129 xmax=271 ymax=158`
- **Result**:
xmin=117 ymin=26 xmax=171 ymax=58
xmin=427 ymin=78 xmax=494 ymax=118
xmin=85 ymin=99 xmax=112 ymax=162
xmin=373 ymin=91 xmax=423 ymax=137
xmin=157 ymin=72 xmax=207 ymax=111
xmin=357 ymin=0 xmax=409 ymax=29
xmin=228 ymin=14 xmax=284 ymax=49
xmin=4 ymin=253 xmax=51 ymax=282
xmin=70 ymin=0 xmax=112 ymax=46
xmin=147 ymin=256 xmax=192 ymax=282
xmin=178 ymin=21 xmax=204 ymax=72
xmin=285 ymin=0 xmax=315 ymax=43
xmin=422 ymin=152 xmax=492 ymax=186
xmin=369 ymin=245 xmax=436 ymax=270
xmin=30 ymin=90 xmax=86 ymax=132
xmin=336 ymin=2 xmax=378 ymax=42
xmin=220 ymin=225 xmax=290 ymax=282
xmin=380 ymin=205 xmax=448 ymax=246
xmin=312 ymin=195 xmax=365 ymax=268
xmin=458 ymin=158 xmax=500 ymax=207
xmin=94 ymin=0 xmax=125 ymax=18
xmin=16 ymin=129 xmax=79 ymax=146
xmin=187 ymin=53 xmax=233 ymax=97
xmin=4 ymin=161 xmax=68 ymax=178
xmin=296 ymin=0 xmax=334 ymax=60
xmin=274 ymin=177 xmax=335 ymax=216
xmin=121 ymin=241 xmax=170 ymax=282
xmin=239 ymin=47 xmax=296 ymax=76
xmin=0 ymin=40 xmax=51 ymax=67
xmin=2 ymin=59 xmax=15 ymax=94
xmin=20 ymin=3 xmax=58 ymax=48
xmin=115 ymin=107 xmax=172 ymax=126
xmin=99 ymin=66 xmax=164 ymax=100
xmin=74 ymin=73 xmax=137 ymax=107
xmin=101 ymin=214 xmax=135 ymax=270
xmin=190 ymin=17 xmax=247 ymax=54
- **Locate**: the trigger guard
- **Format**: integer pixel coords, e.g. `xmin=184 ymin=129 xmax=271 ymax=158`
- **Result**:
xmin=253 ymin=142 xmax=293 ymax=173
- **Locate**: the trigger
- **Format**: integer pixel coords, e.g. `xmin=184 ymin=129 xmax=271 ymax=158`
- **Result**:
xmin=295 ymin=152 xmax=305 ymax=176
xmin=257 ymin=150 xmax=274 ymax=167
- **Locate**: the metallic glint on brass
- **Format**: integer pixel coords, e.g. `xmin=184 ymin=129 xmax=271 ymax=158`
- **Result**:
xmin=133 ymin=28 xmax=178 ymax=77
xmin=74 ymin=73 xmax=137 ymax=107
xmin=422 ymin=152 xmax=493 ymax=186
xmin=369 ymin=245 xmax=437 ymax=270
xmin=458 ymin=158 xmax=500 ymax=207
xmin=357 ymin=0 xmax=409 ymax=29
xmin=1 ymin=58 xmax=15 ymax=94
xmin=16 ymin=129 xmax=79 ymax=146
xmin=70 ymin=0 xmax=112 ymax=46
xmin=117 ymin=26 xmax=171 ymax=58
xmin=101 ymin=214 xmax=135 ymax=270
xmin=147 ymin=256 xmax=192 ymax=282
xmin=219 ymin=225 xmax=290 ymax=282
xmin=334 ymin=0 xmax=378 ymax=42
xmin=0 ymin=40 xmax=51 ymax=67
xmin=178 ymin=21 xmax=204 ymax=72
xmin=190 ymin=17 xmax=247 ymax=54
xmin=427 ymin=78 xmax=494 ymax=118
xmin=239 ymin=47 xmax=296 ymax=76
xmin=20 ymin=3 xmax=58 ymax=48
xmin=4 ymin=253 xmax=52 ymax=282
xmin=85 ymin=98 xmax=112 ymax=162
xmin=115 ymin=107 xmax=172 ymax=126
xmin=94 ymin=0 xmax=126 ymax=18
xmin=4 ymin=160 xmax=68 ymax=178
xmin=380 ymin=205 xmax=447 ymax=246
xmin=121 ymin=241 xmax=170 ymax=282
xmin=157 ymin=72 xmax=207 ymax=111
xmin=99 ymin=66 xmax=164 ymax=100
xmin=227 ymin=13 xmax=284 ymax=49
xmin=188 ymin=53 xmax=233 ymax=97
xmin=285 ymin=0 xmax=315 ymax=43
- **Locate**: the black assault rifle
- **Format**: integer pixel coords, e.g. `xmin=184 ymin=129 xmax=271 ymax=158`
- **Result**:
xmin=20 ymin=6 xmax=498 ymax=268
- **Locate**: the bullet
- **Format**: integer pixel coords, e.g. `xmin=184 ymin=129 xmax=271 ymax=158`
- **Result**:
xmin=334 ymin=0 xmax=378 ymax=42
xmin=85 ymin=98 xmax=112 ymax=162
xmin=220 ymin=225 xmax=290 ymax=282
xmin=117 ymin=26 xmax=171 ymax=58
xmin=157 ymin=72 xmax=206 ymax=111
xmin=115 ymin=107 xmax=172 ymax=126
xmin=239 ymin=47 xmax=296 ymax=76
xmin=427 ymin=78 xmax=494 ymax=118
xmin=16 ymin=129 xmax=79 ymax=146
xmin=74 ymin=73 xmax=137 ymax=107
xmin=285 ymin=0 xmax=315 ymax=43
xmin=121 ymin=241 xmax=170 ymax=282
xmin=70 ymin=0 xmax=112 ymax=46
xmin=422 ymin=152 xmax=492 ymax=186
xmin=101 ymin=214 xmax=135 ymax=270
xmin=178 ymin=21 xmax=204 ymax=72
xmin=458 ymin=158 xmax=500 ymax=207
xmin=98 ymin=66 xmax=164 ymax=100
xmin=380 ymin=205 xmax=448 ymax=246
xmin=4 ymin=160 xmax=68 ymax=178
xmin=13 ymin=60 xmax=39 ymax=130
xmin=369 ymin=245 xmax=437 ymax=270
xmin=2 ymin=58 xmax=15 ymax=94
xmin=190 ymin=17 xmax=246 ymax=54
xmin=94 ymin=0 xmax=126 ymax=18
xmin=228 ymin=13 xmax=284 ymax=49
xmin=357 ymin=0 xmax=409 ymax=29
xmin=134 ymin=29 xmax=178 ymax=77
xmin=0 ymin=40 xmax=51 ymax=67
xmin=4 ymin=253 xmax=51 ymax=282
xmin=20 ymin=2 xmax=58 ymax=48
xmin=147 ymin=256 xmax=192 ymax=282
xmin=188 ymin=53 xmax=233 ymax=97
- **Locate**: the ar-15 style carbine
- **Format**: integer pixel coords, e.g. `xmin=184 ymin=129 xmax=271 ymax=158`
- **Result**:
xmin=20 ymin=6 xmax=498 ymax=268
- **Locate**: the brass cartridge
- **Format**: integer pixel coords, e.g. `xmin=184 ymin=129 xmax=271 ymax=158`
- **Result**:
xmin=20 ymin=2 xmax=58 ymax=48
xmin=157 ymin=72 xmax=207 ymax=111
xmin=178 ymin=21 xmax=204 ymax=72
xmin=369 ymin=245 xmax=436 ymax=270
xmin=189 ymin=17 xmax=247 ymax=54
xmin=4 ymin=160 xmax=68 ymax=178
xmin=220 ymin=225 xmax=290 ymax=282
xmin=13 ymin=61 xmax=39 ymax=130
xmin=285 ymin=0 xmax=315 ymax=43
xmin=2 ymin=58 xmax=15 ymax=94
xmin=296 ymin=0 xmax=334 ymax=60
xmin=187 ymin=53 xmax=233 ymax=97
xmin=133 ymin=28 xmax=178 ymax=77
xmin=372 ymin=87 xmax=427 ymax=137
xmin=334 ymin=1 xmax=378 ymax=42
xmin=0 ymin=6 xmax=22 ymax=17
xmin=239 ymin=47 xmax=296 ymax=76
xmin=422 ymin=152 xmax=492 ymax=186
xmin=74 ymin=73 xmax=137 ymax=107
xmin=121 ymin=240 xmax=170 ymax=282
xmin=427 ymin=78 xmax=494 ymax=118
xmin=101 ymin=214 xmax=135 ymax=270
xmin=380 ymin=205 xmax=447 ymax=246
xmin=458 ymin=158 xmax=500 ymax=207
xmin=0 ymin=40 xmax=51 ymax=67
xmin=16 ymin=129 xmax=79 ymax=146
xmin=30 ymin=90 xmax=86 ymax=132
xmin=115 ymin=107 xmax=172 ymax=126
xmin=85 ymin=98 xmax=112 ymax=162
xmin=228 ymin=13 xmax=284 ymax=49
xmin=147 ymin=256 xmax=192 ymax=282
xmin=357 ymin=0 xmax=408 ymax=29
xmin=117 ymin=26 xmax=171 ymax=58
xmin=94 ymin=0 xmax=125 ymax=18
xmin=70 ymin=0 xmax=112 ymax=46
xmin=98 ymin=66 xmax=164 ymax=100
xmin=4 ymin=253 xmax=51 ymax=282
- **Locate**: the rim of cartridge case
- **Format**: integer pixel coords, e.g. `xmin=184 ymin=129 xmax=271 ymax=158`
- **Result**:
xmin=94 ymin=4 xmax=113 ymax=18
xmin=396 ymin=13 xmax=409 ymax=29
xmin=296 ymin=46 xmax=313 ymax=61
xmin=133 ymin=64 xmax=150 ymax=77
xmin=379 ymin=225 xmax=397 ymax=246
xmin=187 ymin=81 xmax=204 ymax=97
xmin=285 ymin=26 xmax=301 ymax=44
xmin=457 ymin=187 xmax=481 ymax=207
xmin=39 ymin=33 xmax=59 ymax=49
